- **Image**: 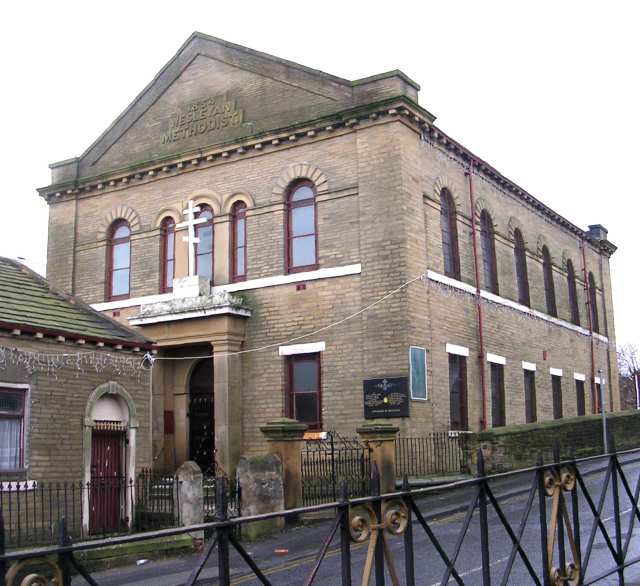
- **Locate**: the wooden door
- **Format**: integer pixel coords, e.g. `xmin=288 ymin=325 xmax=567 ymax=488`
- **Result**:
xmin=90 ymin=429 xmax=124 ymax=534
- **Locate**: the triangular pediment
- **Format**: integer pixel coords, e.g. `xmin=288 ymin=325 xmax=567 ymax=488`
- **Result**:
xmin=78 ymin=33 xmax=355 ymax=178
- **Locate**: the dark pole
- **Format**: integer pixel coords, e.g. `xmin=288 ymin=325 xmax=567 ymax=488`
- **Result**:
xmin=338 ymin=481 xmax=352 ymax=586
xmin=402 ymin=475 xmax=415 ymax=586
xmin=216 ymin=478 xmax=231 ymax=586
xmin=477 ymin=450 xmax=491 ymax=585
xmin=537 ymin=453 xmax=551 ymax=586
xmin=371 ymin=465 xmax=385 ymax=586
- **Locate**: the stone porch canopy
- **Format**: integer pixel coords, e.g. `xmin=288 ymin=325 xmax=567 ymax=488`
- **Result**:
xmin=128 ymin=276 xmax=251 ymax=476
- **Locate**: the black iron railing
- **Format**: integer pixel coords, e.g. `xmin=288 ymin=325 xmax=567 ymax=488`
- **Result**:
xmin=301 ymin=432 xmax=371 ymax=505
xmin=203 ymin=475 xmax=241 ymax=520
xmin=3 ymin=441 xmax=640 ymax=585
xmin=0 ymin=471 xmax=182 ymax=548
xmin=134 ymin=469 xmax=179 ymax=532
xmin=395 ymin=431 xmax=470 ymax=479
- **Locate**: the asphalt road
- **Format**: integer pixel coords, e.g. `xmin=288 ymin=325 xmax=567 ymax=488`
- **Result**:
xmin=73 ymin=455 xmax=640 ymax=585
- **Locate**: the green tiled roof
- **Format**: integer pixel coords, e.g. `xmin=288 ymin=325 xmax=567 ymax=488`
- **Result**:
xmin=0 ymin=257 xmax=150 ymax=346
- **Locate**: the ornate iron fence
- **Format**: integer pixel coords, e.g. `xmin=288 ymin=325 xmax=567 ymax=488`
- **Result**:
xmin=3 ymin=442 xmax=640 ymax=585
xmin=301 ymin=431 xmax=371 ymax=505
xmin=395 ymin=431 xmax=471 ymax=479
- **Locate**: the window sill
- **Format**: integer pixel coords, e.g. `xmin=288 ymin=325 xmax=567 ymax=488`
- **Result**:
xmin=0 ymin=468 xmax=27 ymax=481
xmin=107 ymin=294 xmax=130 ymax=302
xmin=287 ymin=264 xmax=319 ymax=275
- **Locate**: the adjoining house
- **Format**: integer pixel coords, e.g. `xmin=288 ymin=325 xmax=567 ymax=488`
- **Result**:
xmin=38 ymin=33 xmax=618 ymax=480
xmin=0 ymin=257 xmax=152 ymax=536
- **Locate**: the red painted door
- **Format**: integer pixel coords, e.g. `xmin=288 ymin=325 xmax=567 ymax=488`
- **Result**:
xmin=90 ymin=429 xmax=124 ymax=534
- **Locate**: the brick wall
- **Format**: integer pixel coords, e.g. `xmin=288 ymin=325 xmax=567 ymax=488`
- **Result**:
xmin=0 ymin=335 xmax=151 ymax=482
xmin=43 ymin=65 xmax=619 ymax=459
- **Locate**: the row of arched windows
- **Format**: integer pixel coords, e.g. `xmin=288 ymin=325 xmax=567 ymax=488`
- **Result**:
xmin=106 ymin=181 xmax=318 ymax=300
xmin=438 ymin=189 xmax=601 ymax=333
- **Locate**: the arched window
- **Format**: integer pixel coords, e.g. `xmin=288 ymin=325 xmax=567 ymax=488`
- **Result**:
xmin=567 ymin=260 xmax=580 ymax=325
xmin=160 ymin=217 xmax=175 ymax=293
xmin=195 ymin=205 xmax=214 ymax=281
xmin=513 ymin=229 xmax=530 ymax=306
xmin=231 ymin=201 xmax=247 ymax=282
xmin=107 ymin=220 xmax=131 ymax=300
xmin=588 ymin=272 xmax=600 ymax=333
xmin=286 ymin=181 xmax=317 ymax=273
xmin=440 ymin=189 xmax=460 ymax=279
xmin=542 ymin=246 xmax=557 ymax=317
xmin=480 ymin=210 xmax=499 ymax=294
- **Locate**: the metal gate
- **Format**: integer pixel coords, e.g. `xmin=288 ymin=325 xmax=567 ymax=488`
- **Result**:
xmin=301 ymin=431 xmax=371 ymax=505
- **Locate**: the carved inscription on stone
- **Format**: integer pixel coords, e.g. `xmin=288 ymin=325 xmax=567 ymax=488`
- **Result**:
xmin=161 ymin=94 xmax=244 ymax=145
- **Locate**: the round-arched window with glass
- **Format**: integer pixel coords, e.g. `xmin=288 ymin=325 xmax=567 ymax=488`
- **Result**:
xmin=195 ymin=205 xmax=214 ymax=281
xmin=287 ymin=181 xmax=317 ymax=272
xmin=108 ymin=220 xmax=131 ymax=299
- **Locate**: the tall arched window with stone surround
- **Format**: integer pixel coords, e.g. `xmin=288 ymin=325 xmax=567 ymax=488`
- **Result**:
xmin=107 ymin=220 xmax=131 ymax=300
xmin=480 ymin=210 xmax=499 ymax=294
xmin=231 ymin=201 xmax=247 ymax=281
xmin=567 ymin=259 xmax=580 ymax=325
xmin=588 ymin=272 xmax=600 ymax=333
xmin=513 ymin=229 xmax=530 ymax=306
xmin=286 ymin=180 xmax=317 ymax=273
xmin=440 ymin=189 xmax=460 ymax=279
xmin=542 ymin=246 xmax=557 ymax=317
xmin=160 ymin=217 xmax=175 ymax=293
xmin=195 ymin=205 xmax=214 ymax=282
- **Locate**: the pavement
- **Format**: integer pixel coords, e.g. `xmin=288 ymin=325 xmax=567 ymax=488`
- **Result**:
xmin=71 ymin=454 xmax=640 ymax=585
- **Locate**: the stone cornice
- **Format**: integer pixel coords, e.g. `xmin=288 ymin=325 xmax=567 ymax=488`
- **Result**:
xmin=38 ymin=94 xmax=615 ymax=256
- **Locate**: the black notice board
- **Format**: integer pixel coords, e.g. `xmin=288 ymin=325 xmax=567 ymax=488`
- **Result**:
xmin=363 ymin=377 xmax=410 ymax=419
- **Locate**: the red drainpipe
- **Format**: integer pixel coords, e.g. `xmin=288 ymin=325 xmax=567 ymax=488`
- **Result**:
xmin=466 ymin=160 xmax=488 ymax=430
xmin=580 ymin=237 xmax=597 ymax=413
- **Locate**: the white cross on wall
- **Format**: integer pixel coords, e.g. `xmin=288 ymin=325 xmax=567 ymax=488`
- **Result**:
xmin=176 ymin=200 xmax=208 ymax=277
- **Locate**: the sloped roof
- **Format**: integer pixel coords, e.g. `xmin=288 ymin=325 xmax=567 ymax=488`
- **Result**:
xmin=0 ymin=257 xmax=151 ymax=347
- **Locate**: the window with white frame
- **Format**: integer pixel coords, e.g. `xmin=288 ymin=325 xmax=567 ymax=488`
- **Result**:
xmin=0 ymin=387 xmax=26 ymax=471
xmin=409 ymin=346 xmax=427 ymax=400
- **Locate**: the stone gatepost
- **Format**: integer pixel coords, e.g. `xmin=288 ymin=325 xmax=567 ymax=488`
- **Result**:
xmin=175 ymin=461 xmax=204 ymax=545
xmin=237 ymin=454 xmax=285 ymax=540
xmin=357 ymin=421 xmax=399 ymax=494
xmin=260 ymin=418 xmax=308 ymax=511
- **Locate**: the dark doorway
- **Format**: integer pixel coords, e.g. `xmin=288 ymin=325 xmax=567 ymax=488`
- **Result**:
xmin=90 ymin=427 xmax=124 ymax=534
xmin=189 ymin=358 xmax=214 ymax=474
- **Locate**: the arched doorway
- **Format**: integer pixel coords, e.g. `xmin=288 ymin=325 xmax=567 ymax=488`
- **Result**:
xmin=188 ymin=358 xmax=214 ymax=474
xmin=83 ymin=382 xmax=138 ymax=534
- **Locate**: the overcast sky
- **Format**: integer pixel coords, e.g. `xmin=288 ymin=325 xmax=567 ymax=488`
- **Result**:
xmin=0 ymin=1 xmax=637 ymax=349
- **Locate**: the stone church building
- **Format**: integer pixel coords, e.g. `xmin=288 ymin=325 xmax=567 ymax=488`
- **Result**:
xmin=40 ymin=33 xmax=619 ymax=477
